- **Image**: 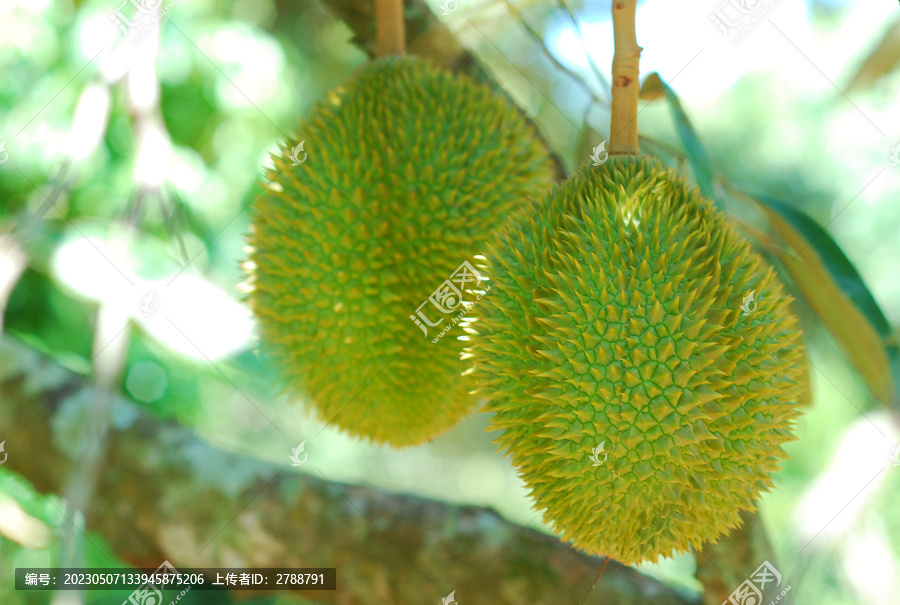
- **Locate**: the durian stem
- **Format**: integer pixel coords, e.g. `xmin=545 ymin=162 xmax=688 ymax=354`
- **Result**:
xmin=610 ymin=0 xmax=642 ymax=155
xmin=375 ymin=0 xmax=406 ymax=57
xmin=580 ymin=555 xmax=611 ymax=605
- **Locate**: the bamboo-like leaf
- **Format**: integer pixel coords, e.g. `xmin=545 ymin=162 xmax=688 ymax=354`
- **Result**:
xmin=638 ymin=72 xmax=666 ymax=101
xmin=845 ymin=18 xmax=900 ymax=94
xmin=751 ymin=199 xmax=894 ymax=405
xmin=643 ymin=72 xmax=715 ymax=198
xmin=754 ymin=196 xmax=892 ymax=338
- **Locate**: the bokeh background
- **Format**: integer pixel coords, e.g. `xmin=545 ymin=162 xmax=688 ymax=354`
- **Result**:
xmin=1 ymin=0 xmax=899 ymax=603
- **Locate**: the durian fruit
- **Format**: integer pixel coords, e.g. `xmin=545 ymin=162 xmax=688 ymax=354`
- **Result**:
xmin=468 ymin=155 xmax=808 ymax=564
xmin=246 ymin=57 xmax=556 ymax=447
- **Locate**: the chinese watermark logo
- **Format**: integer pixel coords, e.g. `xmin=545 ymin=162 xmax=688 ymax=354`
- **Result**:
xmin=740 ymin=290 xmax=757 ymax=316
xmin=890 ymin=443 xmax=900 ymax=467
xmin=109 ymin=0 xmax=182 ymax=45
xmin=139 ymin=289 xmax=158 ymax=317
xmin=439 ymin=0 xmax=458 ymax=15
xmin=590 ymin=141 xmax=609 ymax=166
xmin=722 ymin=560 xmax=790 ymax=605
xmin=290 ymin=441 xmax=308 ymax=466
xmin=441 ymin=590 xmax=458 ymax=605
xmin=109 ymin=0 xmax=153 ymax=37
xmin=410 ymin=260 xmax=491 ymax=344
xmin=0 ymin=440 xmax=7 ymax=466
xmin=289 ymin=141 xmax=307 ymax=166
xmin=588 ymin=441 xmax=608 ymax=466
xmin=124 ymin=560 xmax=181 ymax=605
xmin=889 ymin=144 xmax=900 ymax=167
xmin=709 ymin=0 xmax=781 ymax=45
xmin=0 ymin=141 xmax=8 ymax=165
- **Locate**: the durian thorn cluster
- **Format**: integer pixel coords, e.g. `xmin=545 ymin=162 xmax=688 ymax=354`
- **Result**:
xmin=468 ymin=155 xmax=808 ymax=565
xmin=246 ymin=56 xmax=556 ymax=446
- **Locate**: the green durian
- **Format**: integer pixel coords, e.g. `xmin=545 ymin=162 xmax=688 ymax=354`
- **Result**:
xmin=246 ymin=56 xmax=556 ymax=446
xmin=468 ymin=155 xmax=808 ymax=564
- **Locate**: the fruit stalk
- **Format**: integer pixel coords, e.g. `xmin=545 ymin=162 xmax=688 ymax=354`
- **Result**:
xmin=609 ymin=0 xmax=642 ymax=155
xmin=375 ymin=0 xmax=406 ymax=56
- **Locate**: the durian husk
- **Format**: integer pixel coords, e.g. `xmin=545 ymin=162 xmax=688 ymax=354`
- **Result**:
xmin=247 ymin=57 xmax=556 ymax=446
xmin=469 ymin=155 xmax=809 ymax=564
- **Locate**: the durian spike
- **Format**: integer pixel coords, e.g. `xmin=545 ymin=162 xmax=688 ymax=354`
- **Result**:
xmin=375 ymin=0 xmax=406 ymax=57
xmin=610 ymin=0 xmax=642 ymax=155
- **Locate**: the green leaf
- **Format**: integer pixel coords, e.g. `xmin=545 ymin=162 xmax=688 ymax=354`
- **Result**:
xmin=748 ymin=196 xmax=895 ymax=405
xmin=845 ymin=19 xmax=900 ymax=94
xmin=638 ymin=72 xmax=666 ymax=102
xmin=644 ymin=72 xmax=716 ymax=198
xmin=754 ymin=195 xmax=892 ymax=338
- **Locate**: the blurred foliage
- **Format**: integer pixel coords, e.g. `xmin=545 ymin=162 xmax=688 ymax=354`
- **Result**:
xmin=1 ymin=0 xmax=899 ymax=604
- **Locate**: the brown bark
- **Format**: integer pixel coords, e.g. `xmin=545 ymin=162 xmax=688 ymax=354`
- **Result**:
xmin=0 ymin=336 xmax=700 ymax=604
xmin=695 ymin=509 xmax=792 ymax=605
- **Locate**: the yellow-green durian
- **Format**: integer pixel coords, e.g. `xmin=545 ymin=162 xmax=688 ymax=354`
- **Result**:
xmin=468 ymin=155 xmax=808 ymax=564
xmin=247 ymin=56 xmax=555 ymax=446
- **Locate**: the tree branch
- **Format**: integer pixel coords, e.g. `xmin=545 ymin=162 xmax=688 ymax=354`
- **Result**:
xmin=695 ymin=509 xmax=793 ymax=605
xmin=0 ymin=336 xmax=700 ymax=605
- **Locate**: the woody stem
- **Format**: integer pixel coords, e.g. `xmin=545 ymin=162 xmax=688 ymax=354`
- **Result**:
xmin=375 ymin=0 xmax=406 ymax=57
xmin=609 ymin=0 xmax=641 ymax=155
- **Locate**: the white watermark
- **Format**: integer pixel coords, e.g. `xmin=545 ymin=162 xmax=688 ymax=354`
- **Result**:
xmin=138 ymin=289 xmax=159 ymax=317
xmin=0 ymin=440 xmax=6 ymax=466
xmin=890 ymin=443 xmax=900 ymax=467
xmin=439 ymin=0 xmax=458 ymax=16
xmin=123 ymin=561 xmax=191 ymax=605
xmin=588 ymin=441 xmax=608 ymax=466
xmin=109 ymin=0 xmax=182 ymax=45
xmin=289 ymin=141 xmax=307 ymax=166
xmin=410 ymin=260 xmax=490 ymax=344
xmin=290 ymin=441 xmax=308 ymax=466
xmin=740 ymin=290 xmax=757 ymax=316
xmin=709 ymin=0 xmax=781 ymax=45
xmin=889 ymin=144 xmax=900 ymax=167
xmin=441 ymin=590 xmax=458 ymax=605
xmin=590 ymin=141 xmax=609 ymax=166
xmin=0 ymin=141 xmax=8 ymax=165
xmin=722 ymin=560 xmax=791 ymax=605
